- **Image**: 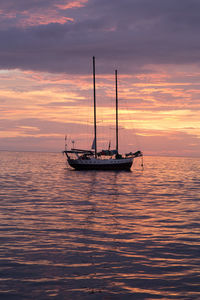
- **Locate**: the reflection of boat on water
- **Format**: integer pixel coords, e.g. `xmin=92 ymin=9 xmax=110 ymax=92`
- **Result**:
xmin=63 ymin=57 xmax=142 ymax=171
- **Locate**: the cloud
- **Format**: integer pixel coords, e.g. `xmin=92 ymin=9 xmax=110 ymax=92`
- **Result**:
xmin=1 ymin=0 xmax=200 ymax=156
xmin=1 ymin=116 xmax=200 ymax=156
xmin=121 ymin=127 xmax=200 ymax=157
xmin=1 ymin=0 xmax=200 ymax=74
xmin=0 ymin=1 xmax=86 ymax=27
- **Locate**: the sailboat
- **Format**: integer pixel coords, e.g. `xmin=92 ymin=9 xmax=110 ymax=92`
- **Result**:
xmin=63 ymin=57 xmax=142 ymax=171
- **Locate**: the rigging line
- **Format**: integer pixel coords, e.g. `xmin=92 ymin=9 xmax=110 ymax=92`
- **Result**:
xmin=124 ymin=74 xmax=142 ymax=152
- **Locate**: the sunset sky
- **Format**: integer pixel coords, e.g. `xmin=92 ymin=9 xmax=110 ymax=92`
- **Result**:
xmin=0 ymin=0 xmax=200 ymax=156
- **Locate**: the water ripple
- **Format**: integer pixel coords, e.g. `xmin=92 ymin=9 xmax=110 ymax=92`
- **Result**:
xmin=0 ymin=152 xmax=199 ymax=299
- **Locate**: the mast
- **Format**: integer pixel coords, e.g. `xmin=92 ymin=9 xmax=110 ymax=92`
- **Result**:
xmin=115 ymin=70 xmax=119 ymax=153
xmin=93 ymin=56 xmax=97 ymax=158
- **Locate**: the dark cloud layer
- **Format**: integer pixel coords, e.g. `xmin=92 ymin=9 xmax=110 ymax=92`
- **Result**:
xmin=1 ymin=0 xmax=200 ymax=74
xmin=0 ymin=0 xmax=71 ymax=11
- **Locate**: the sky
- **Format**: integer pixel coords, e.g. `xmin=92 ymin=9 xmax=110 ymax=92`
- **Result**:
xmin=0 ymin=0 xmax=200 ymax=156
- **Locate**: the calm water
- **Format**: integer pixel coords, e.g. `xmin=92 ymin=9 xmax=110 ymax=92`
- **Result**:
xmin=0 ymin=152 xmax=199 ymax=300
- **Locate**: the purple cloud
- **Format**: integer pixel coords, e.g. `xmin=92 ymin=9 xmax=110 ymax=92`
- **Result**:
xmin=0 ymin=0 xmax=200 ymax=74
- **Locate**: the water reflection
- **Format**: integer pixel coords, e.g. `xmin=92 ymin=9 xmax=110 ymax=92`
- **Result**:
xmin=0 ymin=152 xmax=199 ymax=299
xmin=76 ymin=171 xmax=123 ymax=295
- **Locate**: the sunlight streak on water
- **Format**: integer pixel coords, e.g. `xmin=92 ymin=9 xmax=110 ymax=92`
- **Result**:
xmin=0 ymin=152 xmax=199 ymax=299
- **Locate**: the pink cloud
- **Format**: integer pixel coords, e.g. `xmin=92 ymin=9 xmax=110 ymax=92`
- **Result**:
xmin=0 ymin=0 xmax=88 ymax=28
xmin=0 ymin=68 xmax=200 ymax=155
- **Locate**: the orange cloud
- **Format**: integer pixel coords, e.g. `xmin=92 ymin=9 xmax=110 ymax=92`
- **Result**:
xmin=18 ymin=12 xmax=73 ymax=27
xmin=0 ymin=68 xmax=200 ymax=155
xmin=0 ymin=1 xmax=89 ymax=28
xmin=55 ymin=0 xmax=88 ymax=10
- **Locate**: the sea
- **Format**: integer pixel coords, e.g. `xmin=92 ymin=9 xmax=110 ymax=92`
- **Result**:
xmin=0 ymin=151 xmax=199 ymax=300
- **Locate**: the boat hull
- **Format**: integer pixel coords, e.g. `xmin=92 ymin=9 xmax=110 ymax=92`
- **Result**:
xmin=67 ymin=158 xmax=133 ymax=171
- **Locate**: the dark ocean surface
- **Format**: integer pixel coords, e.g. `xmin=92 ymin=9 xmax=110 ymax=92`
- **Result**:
xmin=0 ymin=151 xmax=199 ymax=299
